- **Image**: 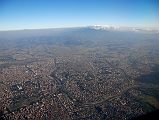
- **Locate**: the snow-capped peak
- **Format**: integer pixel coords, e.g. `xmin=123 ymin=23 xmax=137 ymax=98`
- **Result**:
xmin=89 ymin=25 xmax=130 ymax=30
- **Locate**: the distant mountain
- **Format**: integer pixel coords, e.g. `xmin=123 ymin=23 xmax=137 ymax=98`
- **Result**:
xmin=88 ymin=25 xmax=159 ymax=33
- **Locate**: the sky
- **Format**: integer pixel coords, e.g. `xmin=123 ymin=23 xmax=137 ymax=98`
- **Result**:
xmin=0 ymin=0 xmax=159 ymax=30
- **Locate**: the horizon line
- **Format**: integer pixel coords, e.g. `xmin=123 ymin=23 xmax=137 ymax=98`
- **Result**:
xmin=0 ymin=25 xmax=159 ymax=32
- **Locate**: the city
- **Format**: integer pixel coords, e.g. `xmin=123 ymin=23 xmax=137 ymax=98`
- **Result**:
xmin=0 ymin=27 xmax=159 ymax=119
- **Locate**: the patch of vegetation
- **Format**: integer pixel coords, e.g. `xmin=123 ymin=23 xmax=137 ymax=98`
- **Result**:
xmin=143 ymin=96 xmax=159 ymax=109
xmin=137 ymin=95 xmax=159 ymax=112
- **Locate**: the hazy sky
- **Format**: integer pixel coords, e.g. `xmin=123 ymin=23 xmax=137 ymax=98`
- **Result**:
xmin=0 ymin=0 xmax=159 ymax=30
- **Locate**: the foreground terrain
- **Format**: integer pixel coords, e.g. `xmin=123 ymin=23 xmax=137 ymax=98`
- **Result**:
xmin=0 ymin=26 xmax=159 ymax=120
